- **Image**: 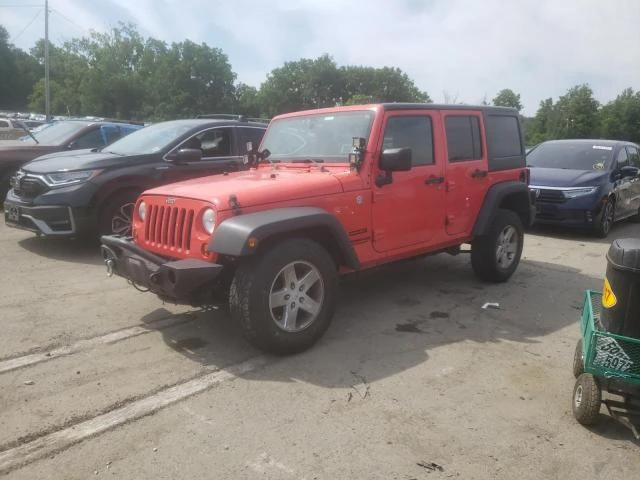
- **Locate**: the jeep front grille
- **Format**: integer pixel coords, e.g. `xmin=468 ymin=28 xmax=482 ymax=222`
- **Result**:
xmin=144 ymin=205 xmax=194 ymax=251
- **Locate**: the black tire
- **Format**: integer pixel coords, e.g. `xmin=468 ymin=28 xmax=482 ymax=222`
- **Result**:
xmin=594 ymin=199 xmax=614 ymax=238
xmin=471 ymin=209 xmax=524 ymax=283
xmin=572 ymin=373 xmax=601 ymax=426
xmin=98 ymin=191 xmax=140 ymax=237
xmin=573 ymin=339 xmax=584 ymax=378
xmin=229 ymin=237 xmax=338 ymax=355
xmin=0 ymin=170 xmax=15 ymax=202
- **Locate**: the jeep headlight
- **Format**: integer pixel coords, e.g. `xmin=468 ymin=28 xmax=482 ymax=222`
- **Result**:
xmin=138 ymin=201 xmax=146 ymax=221
xmin=563 ymin=186 xmax=599 ymax=198
xmin=43 ymin=169 xmax=102 ymax=187
xmin=202 ymin=208 xmax=216 ymax=234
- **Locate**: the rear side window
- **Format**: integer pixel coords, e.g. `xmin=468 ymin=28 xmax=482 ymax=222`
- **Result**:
xmin=445 ymin=116 xmax=482 ymax=161
xmin=484 ymin=114 xmax=525 ymax=171
xmin=382 ymin=116 xmax=434 ymax=166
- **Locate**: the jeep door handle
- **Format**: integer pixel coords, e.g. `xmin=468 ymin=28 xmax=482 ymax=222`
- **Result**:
xmin=471 ymin=169 xmax=488 ymax=178
xmin=425 ymin=176 xmax=445 ymax=185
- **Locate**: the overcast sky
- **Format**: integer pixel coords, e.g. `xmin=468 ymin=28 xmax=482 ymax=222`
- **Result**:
xmin=1 ymin=0 xmax=639 ymax=115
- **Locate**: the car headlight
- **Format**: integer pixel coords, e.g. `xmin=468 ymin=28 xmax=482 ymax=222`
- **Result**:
xmin=563 ymin=186 xmax=599 ymax=198
xmin=43 ymin=169 xmax=102 ymax=187
xmin=202 ymin=208 xmax=216 ymax=234
xmin=138 ymin=201 xmax=146 ymax=221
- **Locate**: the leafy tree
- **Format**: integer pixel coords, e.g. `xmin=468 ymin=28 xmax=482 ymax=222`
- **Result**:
xmin=599 ymin=88 xmax=640 ymax=143
xmin=552 ymin=84 xmax=600 ymax=139
xmin=0 ymin=25 xmax=42 ymax=111
xmin=492 ymin=89 xmax=523 ymax=112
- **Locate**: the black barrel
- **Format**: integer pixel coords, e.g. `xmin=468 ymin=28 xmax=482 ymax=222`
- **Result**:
xmin=600 ymin=238 xmax=640 ymax=338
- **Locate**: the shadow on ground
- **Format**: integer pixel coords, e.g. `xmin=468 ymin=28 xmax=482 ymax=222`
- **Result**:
xmin=528 ymin=220 xmax=640 ymax=245
xmin=17 ymin=235 xmax=103 ymax=266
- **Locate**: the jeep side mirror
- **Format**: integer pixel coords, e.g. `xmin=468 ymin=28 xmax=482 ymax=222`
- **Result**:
xmin=379 ymin=147 xmax=412 ymax=172
xmin=166 ymin=148 xmax=202 ymax=163
xmin=620 ymin=165 xmax=639 ymax=178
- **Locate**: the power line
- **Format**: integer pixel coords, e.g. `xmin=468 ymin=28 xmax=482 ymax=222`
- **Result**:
xmin=51 ymin=8 xmax=90 ymax=34
xmin=10 ymin=7 xmax=43 ymax=43
xmin=0 ymin=4 xmax=42 ymax=7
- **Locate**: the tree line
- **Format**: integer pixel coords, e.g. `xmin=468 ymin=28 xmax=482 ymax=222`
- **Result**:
xmin=1 ymin=23 xmax=639 ymax=145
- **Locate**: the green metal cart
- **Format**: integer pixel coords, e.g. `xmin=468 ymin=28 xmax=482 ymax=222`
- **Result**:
xmin=572 ymin=290 xmax=640 ymax=439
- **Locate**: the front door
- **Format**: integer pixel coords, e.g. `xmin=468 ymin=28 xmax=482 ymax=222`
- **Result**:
xmin=613 ymin=147 xmax=634 ymax=219
xmin=372 ymin=112 xmax=445 ymax=252
xmin=442 ymin=112 xmax=488 ymax=236
xmin=625 ymin=145 xmax=640 ymax=216
xmin=160 ymin=127 xmax=242 ymax=184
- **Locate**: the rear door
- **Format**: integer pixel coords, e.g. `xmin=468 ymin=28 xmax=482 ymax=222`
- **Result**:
xmin=443 ymin=112 xmax=488 ymax=235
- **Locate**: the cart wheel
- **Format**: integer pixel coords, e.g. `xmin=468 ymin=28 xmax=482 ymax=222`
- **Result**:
xmin=573 ymin=339 xmax=584 ymax=378
xmin=572 ymin=373 xmax=601 ymax=426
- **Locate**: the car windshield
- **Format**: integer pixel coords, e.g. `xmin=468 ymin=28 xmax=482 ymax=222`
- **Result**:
xmin=527 ymin=142 xmax=614 ymax=170
xmin=20 ymin=121 xmax=89 ymax=145
xmin=104 ymin=121 xmax=196 ymax=155
xmin=260 ymin=111 xmax=375 ymax=162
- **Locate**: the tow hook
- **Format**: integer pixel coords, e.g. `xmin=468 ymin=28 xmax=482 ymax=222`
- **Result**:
xmin=101 ymin=245 xmax=117 ymax=277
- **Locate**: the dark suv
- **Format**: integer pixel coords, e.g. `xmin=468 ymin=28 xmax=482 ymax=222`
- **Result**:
xmin=0 ymin=119 xmax=143 ymax=200
xmin=528 ymin=139 xmax=640 ymax=237
xmin=4 ymin=117 xmax=267 ymax=238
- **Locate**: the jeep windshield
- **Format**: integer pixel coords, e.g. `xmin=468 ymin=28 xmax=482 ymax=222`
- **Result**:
xmin=527 ymin=141 xmax=615 ymax=171
xmin=260 ymin=111 xmax=374 ymax=163
xmin=104 ymin=120 xmax=199 ymax=156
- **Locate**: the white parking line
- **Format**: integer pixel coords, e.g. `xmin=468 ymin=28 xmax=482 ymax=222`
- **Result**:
xmin=0 ymin=355 xmax=268 ymax=475
xmin=0 ymin=315 xmax=195 ymax=374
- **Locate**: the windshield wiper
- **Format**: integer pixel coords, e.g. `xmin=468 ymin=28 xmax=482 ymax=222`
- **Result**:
xmin=19 ymin=122 xmax=39 ymax=144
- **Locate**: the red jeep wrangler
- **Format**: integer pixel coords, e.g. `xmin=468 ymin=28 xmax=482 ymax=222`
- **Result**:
xmin=101 ymin=104 xmax=535 ymax=354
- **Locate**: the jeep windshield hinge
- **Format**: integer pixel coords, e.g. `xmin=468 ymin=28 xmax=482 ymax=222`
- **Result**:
xmin=349 ymin=137 xmax=366 ymax=171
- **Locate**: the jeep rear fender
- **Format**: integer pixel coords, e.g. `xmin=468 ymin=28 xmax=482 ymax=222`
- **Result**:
xmin=209 ymin=207 xmax=361 ymax=270
xmin=473 ymin=181 xmax=535 ymax=236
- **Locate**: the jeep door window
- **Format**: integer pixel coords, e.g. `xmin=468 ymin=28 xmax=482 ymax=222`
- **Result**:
xmin=526 ymin=142 xmax=614 ymax=170
xmin=382 ymin=116 xmax=434 ymax=165
xmin=105 ymin=120 xmax=196 ymax=155
xmin=260 ymin=111 xmax=374 ymax=162
xmin=445 ymin=116 xmax=482 ymax=161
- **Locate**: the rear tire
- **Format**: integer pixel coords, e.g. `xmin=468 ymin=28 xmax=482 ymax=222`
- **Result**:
xmin=573 ymin=339 xmax=584 ymax=378
xmin=572 ymin=373 xmax=601 ymax=426
xmin=471 ymin=209 xmax=524 ymax=283
xmin=229 ymin=238 xmax=338 ymax=355
xmin=98 ymin=191 xmax=139 ymax=237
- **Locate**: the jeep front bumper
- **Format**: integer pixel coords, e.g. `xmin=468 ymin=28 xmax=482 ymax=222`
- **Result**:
xmin=100 ymin=235 xmax=223 ymax=304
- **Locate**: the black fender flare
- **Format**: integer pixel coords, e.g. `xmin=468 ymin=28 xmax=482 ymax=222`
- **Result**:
xmin=209 ymin=207 xmax=361 ymax=270
xmin=473 ymin=181 xmax=535 ymax=236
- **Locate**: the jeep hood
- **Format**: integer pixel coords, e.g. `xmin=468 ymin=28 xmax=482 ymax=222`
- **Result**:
xmin=529 ymin=167 xmax=608 ymax=188
xmin=144 ymin=168 xmax=344 ymax=209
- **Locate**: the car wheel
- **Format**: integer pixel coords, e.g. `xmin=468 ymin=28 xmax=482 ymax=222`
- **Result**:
xmin=594 ymin=199 xmax=614 ymax=238
xmin=572 ymin=373 xmax=601 ymax=426
xmin=229 ymin=237 xmax=338 ymax=355
xmin=573 ymin=339 xmax=584 ymax=378
xmin=98 ymin=191 xmax=140 ymax=237
xmin=471 ymin=209 xmax=524 ymax=283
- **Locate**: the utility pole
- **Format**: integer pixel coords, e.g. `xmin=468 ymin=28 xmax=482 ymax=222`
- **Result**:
xmin=44 ymin=0 xmax=50 ymax=120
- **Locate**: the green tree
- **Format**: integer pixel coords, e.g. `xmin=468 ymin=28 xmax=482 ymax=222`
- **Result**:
xmin=492 ymin=89 xmax=523 ymax=111
xmin=552 ymin=84 xmax=600 ymax=139
xmin=599 ymin=88 xmax=640 ymax=143
xmin=342 ymin=65 xmax=430 ymax=105
xmin=0 ymin=25 xmax=42 ymax=111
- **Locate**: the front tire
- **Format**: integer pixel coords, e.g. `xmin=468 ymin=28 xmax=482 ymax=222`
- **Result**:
xmin=594 ymin=199 xmax=614 ymax=238
xmin=471 ymin=209 xmax=524 ymax=283
xmin=98 ymin=191 xmax=139 ymax=237
xmin=229 ymin=238 xmax=338 ymax=355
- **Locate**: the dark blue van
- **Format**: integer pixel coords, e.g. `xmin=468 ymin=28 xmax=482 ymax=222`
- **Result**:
xmin=527 ymin=139 xmax=640 ymax=237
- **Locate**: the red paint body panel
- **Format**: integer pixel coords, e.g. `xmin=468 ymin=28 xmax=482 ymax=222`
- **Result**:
xmin=131 ymin=103 xmax=528 ymax=272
